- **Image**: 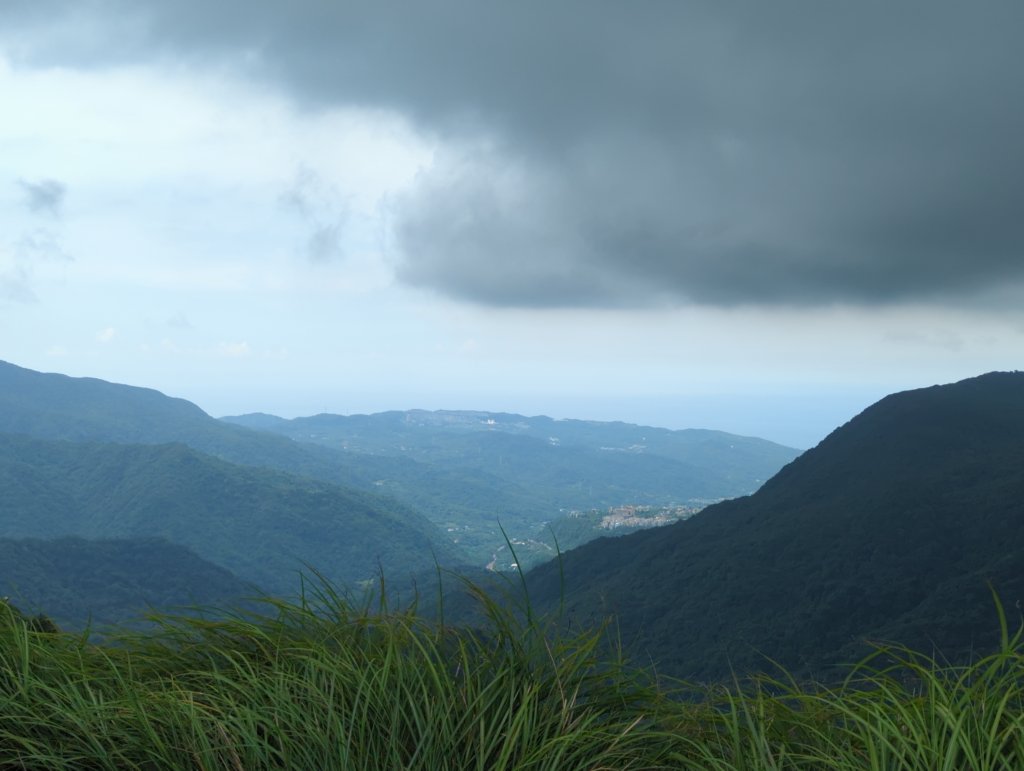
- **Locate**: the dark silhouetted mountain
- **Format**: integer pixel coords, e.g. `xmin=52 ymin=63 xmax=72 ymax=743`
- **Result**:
xmin=0 ymin=433 xmax=464 ymax=595
xmin=0 ymin=536 xmax=258 ymax=630
xmin=525 ymin=371 xmax=1024 ymax=680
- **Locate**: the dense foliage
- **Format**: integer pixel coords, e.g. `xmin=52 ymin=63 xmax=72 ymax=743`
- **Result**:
xmin=2 ymin=582 xmax=1024 ymax=770
xmin=526 ymin=371 xmax=1024 ymax=680
xmin=0 ymin=537 xmax=258 ymax=630
xmin=0 ymin=433 xmax=466 ymax=596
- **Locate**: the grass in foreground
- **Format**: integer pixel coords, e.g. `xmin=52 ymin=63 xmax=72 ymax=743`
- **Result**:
xmin=2 ymin=581 xmax=1023 ymax=770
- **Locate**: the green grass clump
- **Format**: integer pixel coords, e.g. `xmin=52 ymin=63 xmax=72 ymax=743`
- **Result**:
xmin=0 ymin=581 xmax=674 ymax=770
xmin=666 ymin=639 xmax=1024 ymax=770
xmin=3 ymin=583 xmax=1024 ymax=770
xmin=661 ymin=598 xmax=1024 ymax=770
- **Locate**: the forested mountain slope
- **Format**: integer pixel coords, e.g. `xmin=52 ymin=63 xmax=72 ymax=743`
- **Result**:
xmin=0 ymin=433 xmax=464 ymax=595
xmin=0 ymin=537 xmax=258 ymax=630
xmin=225 ymin=408 xmax=800 ymax=562
xmin=0 ymin=360 xmax=363 ymax=479
xmin=0 ymin=361 xmax=799 ymax=568
xmin=0 ymin=361 xmax=544 ymax=562
xmin=525 ymin=371 xmax=1024 ymax=680
xmin=225 ymin=408 xmax=797 ymax=501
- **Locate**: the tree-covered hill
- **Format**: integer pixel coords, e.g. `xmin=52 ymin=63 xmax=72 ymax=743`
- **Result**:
xmin=0 ymin=433 xmax=466 ymax=595
xmin=525 ymin=371 xmax=1024 ymax=680
xmin=224 ymin=408 xmax=800 ymax=560
xmin=0 ymin=361 xmax=551 ymax=561
xmin=224 ymin=408 xmax=797 ymax=500
xmin=0 ymin=536 xmax=259 ymax=630
xmin=0 ymin=360 xmax=799 ymax=566
xmin=0 ymin=359 xmax=362 ymax=479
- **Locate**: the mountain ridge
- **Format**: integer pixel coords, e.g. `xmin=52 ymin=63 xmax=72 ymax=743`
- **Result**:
xmin=0 ymin=431 xmax=466 ymax=595
xmin=524 ymin=371 xmax=1024 ymax=680
xmin=2 ymin=360 xmax=799 ymax=566
xmin=223 ymin=404 xmax=800 ymax=563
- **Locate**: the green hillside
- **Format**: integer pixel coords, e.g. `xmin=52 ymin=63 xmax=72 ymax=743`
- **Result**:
xmin=0 ymin=361 xmax=544 ymax=562
xmin=0 ymin=361 xmax=798 ymax=566
xmin=525 ymin=371 xmax=1024 ymax=680
xmin=224 ymin=408 xmax=796 ymax=496
xmin=0 ymin=360 xmax=362 ymax=480
xmin=0 ymin=537 xmax=258 ymax=630
xmin=224 ymin=408 xmax=799 ymax=561
xmin=0 ymin=433 xmax=465 ymax=595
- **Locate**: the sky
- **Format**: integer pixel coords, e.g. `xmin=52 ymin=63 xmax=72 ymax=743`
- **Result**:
xmin=1 ymin=1 xmax=1022 ymax=449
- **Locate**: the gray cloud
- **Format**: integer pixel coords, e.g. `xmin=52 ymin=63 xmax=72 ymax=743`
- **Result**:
xmin=303 ymin=223 xmax=342 ymax=263
xmin=17 ymin=178 xmax=66 ymax=217
xmin=280 ymin=166 xmax=348 ymax=263
xmin=0 ymin=230 xmax=69 ymax=306
xmin=0 ymin=266 xmax=37 ymax=304
xmin=4 ymin=2 xmax=1024 ymax=307
xmin=15 ymin=229 xmax=72 ymax=263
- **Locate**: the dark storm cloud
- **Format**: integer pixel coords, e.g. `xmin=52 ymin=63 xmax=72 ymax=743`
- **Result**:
xmin=4 ymin=1 xmax=1024 ymax=307
xmin=17 ymin=178 xmax=66 ymax=217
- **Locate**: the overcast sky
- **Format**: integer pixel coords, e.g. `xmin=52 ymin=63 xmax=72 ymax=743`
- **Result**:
xmin=2 ymin=1 xmax=1022 ymax=448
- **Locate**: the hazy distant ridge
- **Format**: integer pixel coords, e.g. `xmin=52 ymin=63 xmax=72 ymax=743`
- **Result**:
xmin=224 ymin=407 xmax=800 ymax=563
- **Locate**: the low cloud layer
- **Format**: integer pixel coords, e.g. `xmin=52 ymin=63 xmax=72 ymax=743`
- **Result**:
xmin=4 ymin=2 xmax=1023 ymax=308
